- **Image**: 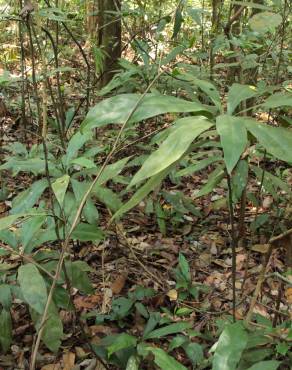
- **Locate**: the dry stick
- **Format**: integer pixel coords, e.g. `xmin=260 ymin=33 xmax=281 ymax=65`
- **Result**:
xmin=29 ymin=70 xmax=165 ymax=370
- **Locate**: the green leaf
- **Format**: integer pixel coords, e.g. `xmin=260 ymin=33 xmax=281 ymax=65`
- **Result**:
xmin=65 ymin=261 xmax=93 ymax=294
xmin=107 ymin=333 xmax=137 ymax=357
xmin=172 ymin=7 xmax=183 ymax=39
xmin=246 ymin=361 xmax=281 ymax=370
xmin=231 ymin=160 xmax=248 ymax=202
xmin=112 ymin=167 xmax=170 ymax=220
xmin=130 ymin=117 xmax=213 ymax=186
xmin=96 ymin=157 xmax=130 ymax=186
xmin=0 ymin=214 xmax=23 ymax=232
xmin=0 ymin=309 xmax=12 ymax=353
xmin=249 ymin=12 xmax=282 ymax=34
xmin=227 ymin=84 xmax=258 ymax=115
xmin=21 ymin=215 xmax=46 ymax=254
xmin=169 ymin=336 xmax=188 ymax=351
xmin=31 ymin=302 xmax=63 ymax=353
xmin=244 ymin=119 xmax=292 ymax=163
xmin=216 ymin=115 xmax=247 ymax=174
xmin=262 ymin=92 xmax=292 ymax=109
xmin=143 ymin=347 xmax=188 ymax=370
xmin=195 ymin=165 xmax=225 ymax=198
xmin=184 ymin=342 xmax=204 ymax=365
xmin=144 ymin=322 xmax=192 ymax=340
xmin=18 ymin=264 xmax=48 ymax=314
xmin=81 ymin=94 xmax=210 ymax=131
xmin=126 ymin=355 xmax=140 ymax=370
xmin=0 ymin=285 xmax=12 ymax=309
xmin=64 ymin=130 xmax=92 ymax=167
xmin=10 ymin=178 xmax=48 ymax=214
xmin=212 ymin=322 xmax=248 ymax=370
xmin=179 ymin=253 xmax=191 ymax=283
xmin=71 ymin=157 xmax=96 ymax=169
xmin=176 ymin=156 xmax=222 ymax=177
xmin=71 ymin=223 xmax=104 ymax=242
xmin=52 ymin=174 xmax=70 ymax=207
xmin=93 ymin=186 xmax=122 ymax=212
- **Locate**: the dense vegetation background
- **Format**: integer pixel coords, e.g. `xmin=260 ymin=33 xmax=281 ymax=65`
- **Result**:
xmin=0 ymin=0 xmax=291 ymax=369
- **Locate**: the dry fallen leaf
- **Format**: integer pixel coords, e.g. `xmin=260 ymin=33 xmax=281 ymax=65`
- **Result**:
xmin=74 ymin=294 xmax=102 ymax=310
xmin=41 ymin=364 xmax=61 ymax=370
xmin=63 ymin=352 xmax=75 ymax=370
xmin=285 ymin=287 xmax=292 ymax=304
xmin=251 ymin=244 xmax=270 ymax=253
xmin=111 ymin=273 xmax=127 ymax=294
xmin=166 ymin=289 xmax=178 ymax=301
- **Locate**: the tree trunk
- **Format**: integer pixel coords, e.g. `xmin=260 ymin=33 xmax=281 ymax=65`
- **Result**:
xmin=98 ymin=0 xmax=121 ymax=87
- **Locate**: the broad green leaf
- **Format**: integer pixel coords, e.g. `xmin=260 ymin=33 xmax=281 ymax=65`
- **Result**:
xmin=71 ymin=157 xmax=96 ymax=169
xmin=216 ymin=115 xmax=247 ymax=174
xmin=93 ymin=186 xmax=122 ymax=212
xmin=244 ymin=119 xmax=292 ymax=163
xmin=71 ymin=223 xmax=104 ymax=242
xmin=18 ymin=264 xmax=48 ymax=314
xmin=179 ymin=253 xmax=191 ymax=283
xmin=0 ymin=285 xmax=12 ymax=310
xmin=176 ymin=156 xmax=222 ymax=177
xmin=249 ymin=12 xmax=282 ymax=34
xmin=31 ymin=302 xmax=63 ymax=353
xmin=71 ymin=179 xmax=99 ymax=225
xmin=144 ymin=347 xmax=188 ymax=370
xmin=65 ymin=261 xmax=93 ymax=294
xmin=144 ymin=322 xmax=192 ymax=340
xmin=0 ymin=214 xmax=23 ymax=232
xmin=107 ymin=333 xmax=137 ymax=357
xmin=130 ymin=117 xmax=213 ymax=186
xmin=250 ymin=165 xmax=291 ymax=194
xmin=172 ymin=7 xmax=183 ymax=39
xmin=112 ymin=167 xmax=170 ymax=220
xmin=10 ymin=178 xmax=48 ymax=214
xmin=169 ymin=336 xmax=188 ymax=351
xmin=246 ymin=361 xmax=281 ymax=370
xmin=182 ymin=74 xmax=222 ymax=112
xmin=81 ymin=94 xmax=210 ymax=131
xmin=212 ymin=322 xmax=248 ymax=370
xmin=96 ymin=157 xmax=130 ymax=186
xmin=227 ymin=83 xmax=257 ymax=115
xmin=231 ymin=160 xmax=249 ymax=202
xmin=231 ymin=1 xmax=272 ymax=11
xmin=0 ymin=309 xmax=12 ymax=353
xmin=0 ymin=158 xmax=48 ymax=176
xmin=52 ymin=174 xmax=70 ymax=207
xmin=195 ymin=165 xmax=225 ymax=198
xmin=64 ymin=130 xmax=92 ymax=167
xmin=126 ymin=355 xmax=140 ymax=370
xmin=21 ymin=215 xmax=46 ymax=254
xmin=184 ymin=342 xmax=204 ymax=365
xmin=262 ymin=92 xmax=292 ymax=109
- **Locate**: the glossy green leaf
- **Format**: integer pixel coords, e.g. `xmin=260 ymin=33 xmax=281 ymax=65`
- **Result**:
xmin=212 ymin=322 xmax=248 ymax=370
xmin=107 ymin=333 xmax=137 ymax=357
xmin=216 ymin=115 xmax=247 ymax=174
xmin=52 ymin=174 xmax=70 ymax=207
xmin=246 ymin=361 xmax=281 ymax=370
xmin=144 ymin=322 xmax=192 ymax=340
xmin=262 ymin=92 xmax=292 ymax=109
xmin=227 ymin=83 xmax=257 ymax=115
xmin=81 ymin=94 xmax=210 ymax=131
xmin=0 ymin=309 xmax=12 ymax=353
xmin=130 ymin=117 xmax=213 ymax=186
xmin=18 ymin=264 xmax=48 ymax=314
xmin=244 ymin=119 xmax=292 ymax=163
xmin=112 ymin=167 xmax=170 ymax=220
